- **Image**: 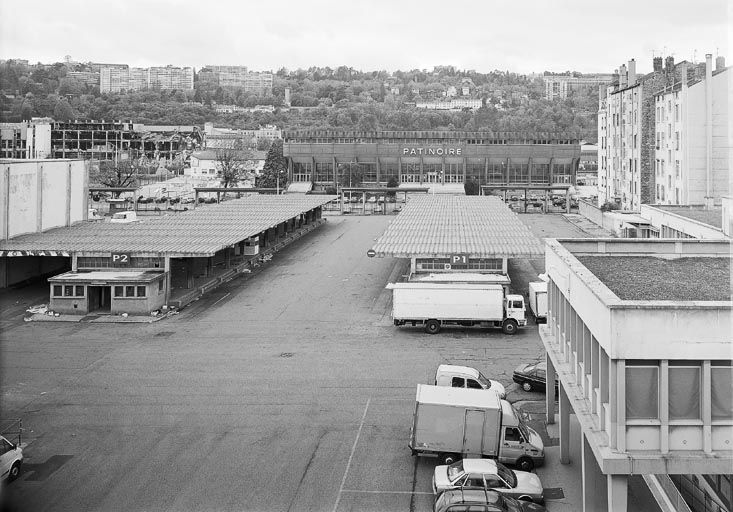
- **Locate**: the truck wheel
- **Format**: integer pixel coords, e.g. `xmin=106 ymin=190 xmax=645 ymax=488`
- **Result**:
xmin=8 ymin=461 xmax=20 ymax=481
xmin=424 ymin=320 xmax=441 ymax=334
xmin=502 ymin=319 xmax=518 ymax=335
xmin=516 ymin=457 xmax=534 ymax=472
xmin=522 ymin=382 xmax=532 ymax=392
xmin=440 ymin=453 xmax=460 ymax=465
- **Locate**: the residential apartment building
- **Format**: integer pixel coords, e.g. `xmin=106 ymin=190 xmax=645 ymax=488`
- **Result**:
xmin=654 ymin=55 xmax=729 ymax=206
xmin=598 ymin=56 xmax=704 ymax=210
xmin=148 ymin=66 xmax=194 ymax=90
xmin=544 ymin=73 xmax=615 ymax=101
xmin=541 ymin=238 xmax=732 ymax=512
xmin=0 ymin=119 xmax=52 ymax=159
xmin=243 ymin=72 xmax=273 ymax=95
xmin=66 ymin=71 xmax=100 ymax=88
xmin=204 ymin=65 xmax=248 ymax=87
xmin=414 ymin=98 xmax=482 ymax=110
xmin=100 ymin=66 xmax=132 ymax=93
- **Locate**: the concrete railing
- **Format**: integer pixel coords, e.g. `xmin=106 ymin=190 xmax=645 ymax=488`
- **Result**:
xmin=644 ymin=474 xmax=693 ymax=512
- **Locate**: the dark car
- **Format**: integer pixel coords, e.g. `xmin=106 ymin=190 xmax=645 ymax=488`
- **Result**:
xmin=434 ymin=489 xmax=547 ymax=512
xmin=513 ymin=361 xmax=558 ymax=393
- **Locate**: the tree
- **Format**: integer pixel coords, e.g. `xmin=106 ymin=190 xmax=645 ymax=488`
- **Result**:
xmin=338 ymin=161 xmax=364 ymax=188
xmin=256 ymin=139 xmax=288 ymax=190
xmin=464 ymin=179 xmax=480 ymax=196
xmin=53 ymin=98 xmax=75 ymax=121
xmin=216 ymin=147 xmax=252 ymax=188
xmin=90 ymin=159 xmax=140 ymax=194
xmin=386 ymin=176 xmax=399 ymax=200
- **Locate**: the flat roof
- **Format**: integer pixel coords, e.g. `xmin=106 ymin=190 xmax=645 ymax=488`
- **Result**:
xmin=575 ymin=255 xmax=731 ymax=301
xmin=416 ymin=384 xmax=500 ymax=409
xmin=0 ymin=195 xmax=335 ymax=257
xmin=652 ymin=205 xmax=723 ymax=229
xmin=49 ymin=270 xmax=164 ymax=283
xmin=370 ymin=196 xmax=544 ymax=258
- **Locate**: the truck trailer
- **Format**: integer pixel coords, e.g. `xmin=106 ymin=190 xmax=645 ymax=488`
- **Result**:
xmin=527 ymin=281 xmax=548 ymax=323
xmin=386 ymin=282 xmax=526 ymax=334
xmin=408 ymin=384 xmax=544 ymax=471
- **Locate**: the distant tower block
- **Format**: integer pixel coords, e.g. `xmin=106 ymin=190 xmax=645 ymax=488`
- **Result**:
xmin=64 ymin=55 xmax=72 ymax=63
xmin=284 ymin=87 xmax=291 ymax=106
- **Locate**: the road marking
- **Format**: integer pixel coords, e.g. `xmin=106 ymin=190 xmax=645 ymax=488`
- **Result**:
xmin=211 ymin=292 xmax=231 ymax=306
xmin=332 ymin=397 xmax=371 ymax=512
xmin=341 ymin=489 xmax=434 ymax=495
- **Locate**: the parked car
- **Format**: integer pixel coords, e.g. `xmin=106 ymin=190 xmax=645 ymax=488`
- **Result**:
xmin=512 ymin=361 xmax=558 ymax=393
xmin=434 ymin=489 xmax=547 ymax=512
xmin=1 ymin=424 xmax=23 ymax=483
xmin=433 ymin=459 xmax=544 ymax=504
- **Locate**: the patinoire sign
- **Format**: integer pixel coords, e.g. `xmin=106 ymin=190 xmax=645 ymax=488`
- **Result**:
xmin=402 ymin=147 xmax=462 ymax=156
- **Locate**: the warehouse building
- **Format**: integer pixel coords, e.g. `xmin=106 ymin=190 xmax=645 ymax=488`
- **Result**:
xmin=283 ymin=130 xmax=580 ymax=191
xmin=0 ymin=195 xmax=334 ymax=314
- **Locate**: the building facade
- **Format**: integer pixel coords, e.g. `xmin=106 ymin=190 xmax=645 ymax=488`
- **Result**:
xmin=544 ymin=73 xmax=615 ymax=101
xmin=148 ymin=66 xmax=194 ymax=90
xmin=50 ymin=120 xmax=135 ymax=159
xmin=0 ymin=119 xmax=52 ymax=159
xmin=541 ymin=238 xmax=732 ymax=512
xmin=283 ymin=130 xmax=580 ymax=188
xmin=653 ymin=56 xmax=729 ymax=206
xmin=414 ymin=98 xmax=482 ymax=110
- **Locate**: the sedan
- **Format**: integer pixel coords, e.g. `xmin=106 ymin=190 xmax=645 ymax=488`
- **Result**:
xmin=512 ymin=361 xmax=558 ymax=393
xmin=434 ymin=489 xmax=547 ymax=512
xmin=433 ymin=459 xmax=544 ymax=504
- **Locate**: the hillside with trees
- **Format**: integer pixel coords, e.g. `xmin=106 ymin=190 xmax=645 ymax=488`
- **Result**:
xmin=0 ymin=60 xmax=599 ymax=141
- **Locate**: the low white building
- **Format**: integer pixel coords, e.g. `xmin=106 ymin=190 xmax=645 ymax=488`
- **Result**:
xmin=186 ymin=150 xmax=265 ymax=185
xmin=540 ymin=238 xmax=732 ymax=511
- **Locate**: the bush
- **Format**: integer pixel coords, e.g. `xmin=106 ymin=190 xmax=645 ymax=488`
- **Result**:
xmin=325 ymin=186 xmax=337 ymax=195
xmin=464 ymin=179 xmax=480 ymax=196
xmin=386 ymin=176 xmax=398 ymax=200
xmin=600 ymin=201 xmax=620 ymax=212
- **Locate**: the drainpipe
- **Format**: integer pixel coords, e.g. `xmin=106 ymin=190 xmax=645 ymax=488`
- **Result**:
xmin=705 ymin=54 xmax=713 ymax=208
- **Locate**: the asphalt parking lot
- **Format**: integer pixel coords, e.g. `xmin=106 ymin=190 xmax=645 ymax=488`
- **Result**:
xmin=0 ymin=213 xmax=644 ymax=512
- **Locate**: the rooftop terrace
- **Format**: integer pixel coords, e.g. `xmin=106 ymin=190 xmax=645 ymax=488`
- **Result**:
xmin=653 ymin=205 xmax=723 ymax=229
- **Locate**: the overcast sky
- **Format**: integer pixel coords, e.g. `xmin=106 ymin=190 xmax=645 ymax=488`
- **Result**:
xmin=1 ymin=0 xmax=729 ymax=75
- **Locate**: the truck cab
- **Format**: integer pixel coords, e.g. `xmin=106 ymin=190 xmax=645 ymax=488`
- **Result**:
xmin=498 ymin=400 xmax=544 ymax=471
xmin=504 ymin=294 xmax=527 ymax=327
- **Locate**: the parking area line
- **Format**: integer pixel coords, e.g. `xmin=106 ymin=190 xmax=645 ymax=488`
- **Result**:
xmin=341 ymin=489 xmax=433 ymax=495
xmin=332 ymin=397 xmax=371 ymax=512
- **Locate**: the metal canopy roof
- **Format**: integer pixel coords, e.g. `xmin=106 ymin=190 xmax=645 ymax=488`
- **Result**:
xmin=369 ymin=195 xmax=544 ymax=258
xmin=0 ymin=195 xmax=336 ymax=257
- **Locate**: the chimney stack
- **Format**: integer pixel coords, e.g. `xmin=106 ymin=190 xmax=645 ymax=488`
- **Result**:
xmin=628 ymin=59 xmax=637 ymax=86
xmin=619 ymin=64 xmax=627 ymax=87
xmin=653 ymin=56 xmax=663 ymax=72
xmin=665 ymin=56 xmax=675 ymax=72
xmin=716 ymin=56 xmax=726 ymax=71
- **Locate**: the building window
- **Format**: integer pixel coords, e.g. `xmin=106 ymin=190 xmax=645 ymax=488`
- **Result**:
xmin=114 ymin=286 xmax=124 ymax=297
xmin=626 ymin=365 xmax=659 ymax=419
xmin=668 ymin=365 xmax=701 ymax=420
xmin=125 ymin=285 xmax=135 ymax=297
xmin=711 ymin=365 xmax=733 ymax=420
xmin=136 ymin=286 xmax=146 ymax=297
xmin=158 ymin=280 xmax=164 ymax=292
xmin=53 ymin=285 xmax=62 ymax=296
xmin=75 ymin=285 xmax=85 ymax=297
xmin=64 ymin=285 xmax=74 ymax=297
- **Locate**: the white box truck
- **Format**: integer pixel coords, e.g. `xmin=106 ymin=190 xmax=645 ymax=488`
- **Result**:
xmin=409 ymin=385 xmax=544 ymax=471
xmin=527 ymin=281 xmax=548 ymax=323
xmin=386 ymin=282 xmax=526 ymax=334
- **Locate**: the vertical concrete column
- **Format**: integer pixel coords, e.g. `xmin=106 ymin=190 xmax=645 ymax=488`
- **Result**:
xmin=164 ymin=256 xmax=171 ymax=305
xmin=581 ymin=431 xmax=596 ymax=512
xmin=71 ymin=253 xmax=78 ymax=271
xmin=546 ymin=354 xmax=557 ymax=424
xmin=607 ymin=475 xmax=628 ymax=512
xmin=3 ymin=165 xmax=10 ymax=241
xmin=36 ymin=163 xmax=44 ymax=232
xmin=187 ymin=259 xmax=194 ymax=289
xmin=609 ymin=359 xmax=617 ymax=449
xmin=559 ymin=384 xmax=571 ymax=464
xmin=566 ymin=188 xmax=571 ymax=213
xmin=615 ymin=361 xmax=626 ymax=452
xmin=225 ymin=248 xmax=231 ymax=269
xmin=501 ymin=258 xmax=508 ymax=274
xmin=703 ymin=360 xmax=712 ymax=453
xmin=66 ymin=163 xmax=72 ymax=227
xmin=206 ymin=256 xmax=213 ymax=277
xmin=660 ymin=360 xmax=669 ymax=453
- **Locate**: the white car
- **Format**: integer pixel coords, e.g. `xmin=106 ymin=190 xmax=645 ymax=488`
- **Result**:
xmin=432 ymin=459 xmax=544 ymax=504
xmin=0 ymin=434 xmax=23 ymax=482
xmin=434 ymin=364 xmax=506 ymax=399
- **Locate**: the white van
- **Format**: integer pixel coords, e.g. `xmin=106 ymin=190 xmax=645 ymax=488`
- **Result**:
xmin=435 ymin=364 xmax=506 ymax=399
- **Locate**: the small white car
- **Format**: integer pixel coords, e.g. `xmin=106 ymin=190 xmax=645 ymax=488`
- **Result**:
xmin=110 ymin=211 xmax=138 ymax=223
xmin=435 ymin=364 xmax=506 ymax=399
xmin=0 ymin=434 xmax=23 ymax=482
xmin=432 ymin=459 xmax=544 ymax=504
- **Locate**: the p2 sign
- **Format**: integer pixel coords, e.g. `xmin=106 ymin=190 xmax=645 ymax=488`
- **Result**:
xmin=111 ymin=253 xmax=131 ymax=267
